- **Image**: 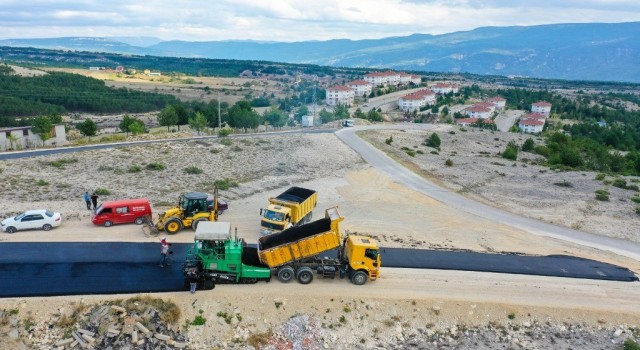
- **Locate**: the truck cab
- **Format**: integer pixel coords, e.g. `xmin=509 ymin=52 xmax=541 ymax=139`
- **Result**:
xmin=260 ymin=205 xmax=291 ymax=235
xmin=344 ymin=235 xmax=381 ymax=283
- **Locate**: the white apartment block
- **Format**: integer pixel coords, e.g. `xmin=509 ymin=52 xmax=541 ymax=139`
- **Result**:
xmin=464 ymin=105 xmax=492 ymax=119
xmin=486 ymin=97 xmax=506 ymax=109
xmin=397 ymin=89 xmax=436 ymax=112
xmin=326 ymin=86 xmax=355 ymax=106
xmin=432 ymin=82 xmax=460 ymax=94
xmin=531 ymin=101 xmax=552 ymax=116
xmin=519 ymin=119 xmax=545 ymax=133
xmin=346 ymin=80 xmax=373 ymax=98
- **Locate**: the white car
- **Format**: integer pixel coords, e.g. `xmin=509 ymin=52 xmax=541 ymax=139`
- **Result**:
xmin=1 ymin=209 xmax=62 ymax=233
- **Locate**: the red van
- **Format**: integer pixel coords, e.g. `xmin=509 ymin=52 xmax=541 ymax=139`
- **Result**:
xmin=91 ymin=198 xmax=152 ymax=227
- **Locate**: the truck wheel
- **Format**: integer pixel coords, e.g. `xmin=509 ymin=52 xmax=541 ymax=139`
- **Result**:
xmin=192 ymin=218 xmax=207 ymax=231
xmin=203 ymin=280 xmax=215 ymax=290
xmin=296 ymin=267 xmax=314 ymax=284
xmin=350 ymin=270 xmax=368 ymax=286
xmin=134 ymin=217 xmax=144 ymax=225
xmin=277 ymin=266 xmax=295 ymax=283
xmin=164 ymin=218 xmax=182 ymax=234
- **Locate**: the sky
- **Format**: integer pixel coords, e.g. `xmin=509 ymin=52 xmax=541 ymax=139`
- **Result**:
xmin=2 ymin=0 xmax=640 ymax=42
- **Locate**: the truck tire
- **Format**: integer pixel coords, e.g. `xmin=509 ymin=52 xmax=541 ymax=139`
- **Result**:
xmin=203 ymin=280 xmax=215 ymax=290
xmin=350 ymin=270 xmax=368 ymax=286
xmin=164 ymin=218 xmax=183 ymax=234
xmin=296 ymin=267 xmax=314 ymax=284
xmin=134 ymin=217 xmax=144 ymax=225
xmin=277 ymin=266 xmax=295 ymax=283
xmin=192 ymin=218 xmax=207 ymax=231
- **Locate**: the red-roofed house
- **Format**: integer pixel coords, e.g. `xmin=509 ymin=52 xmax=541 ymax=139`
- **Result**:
xmin=456 ymin=118 xmax=495 ymax=127
xmin=346 ymin=80 xmax=373 ymax=98
xmin=519 ymin=119 xmax=545 ymax=133
xmin=464 ymin=105 xmax=492 ymax=119
xmin=326 ymin=86 xmax=355 ymax=106
xmin=397 ymin=89 xmax=436 ymax=111
xmin=522 ymin=112 xmax=547 ymax=120
xmin=431 ymin=82 xmax=460 ymax=94
xmin=531 ymin=101 xmax=552 ymax=116
xmin=486 ymin=96 xmax=506 ymax=109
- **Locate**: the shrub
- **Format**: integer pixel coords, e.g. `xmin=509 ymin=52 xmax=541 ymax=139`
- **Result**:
xmin=445 ymin=159 xmax=453 ymax=167
xmin=385 ymin=136 xmax=393 ymax=145
xmin=624 ymin=339 xmax=640 ymax=350
xmin=636 ymin=206 xmax=640 ymax=216
xmin=430 ymin=150 xmax=439 ymax=155
xmin=184 ymin=166 xmax=203 ymax=174
xmin=191 ymin=315 xmax=206 ymax=326
xmin=553 ymin=180 xmax=573 ymax=188
xmin=128 ymin=165 xmax=142 ymax=173
xmin=232 ymin=145 xmax=243 ymax=152
xmin=502 ymin=145 xmax=518 ymax=161
xmin=612 ymin=178 xmax=627 ymax=189
xmin=533 ymin=145 xmax=551 ymax=157
xmin=214 ymin=178 xmax=239 ymax=190
xmin=218 ymin=128 xmax=232 ymax=137
xmin=146 ymin=162 xmax=166 ymax=171
xmin=595 ymin=189 xmax=610 ymax=201
xmin=507 ymin=313 xmax=515 ymax=320
xmin=95 ymin=188 xmax=111 ymax=195
xmin=401 ymin=147 xmax=416 ymax=157
xmin=424 ymin=133 xmax=441 ymax=148
xmin=521 ymin=138 xmax=535 ymax=152
xmin=627 ymin=185 xmax=639 ymax=192
xmin=595 ymin=173 xmax=606 ymax=181
xmin=631 ymin=196 xmax=640 ymax=204
xmin=36 ymin=179 xmax=49 ymax=186
xmin=448 ymin=131 xmax=455 ymax=135
xmin=220 ymin=138 xmax=233 ymax=146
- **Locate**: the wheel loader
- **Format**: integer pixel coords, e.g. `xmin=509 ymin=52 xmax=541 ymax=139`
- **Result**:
xmin=143 ymin=187 xmax=220 ymax=236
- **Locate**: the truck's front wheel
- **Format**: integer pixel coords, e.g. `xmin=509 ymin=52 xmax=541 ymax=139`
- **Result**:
xmin=164 ymin=218 xmax=183 ymax=234
xmin=203 ymin=280 xmax=215 ymax=290
xmin=277 ymin=266 xmax=295 ymax=283
xmin=350 ymin=270 xmax=368 ymax=286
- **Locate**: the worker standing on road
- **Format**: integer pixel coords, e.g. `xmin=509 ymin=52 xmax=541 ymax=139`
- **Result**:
xmin=160 ymin=237 xmax=171 ymax=267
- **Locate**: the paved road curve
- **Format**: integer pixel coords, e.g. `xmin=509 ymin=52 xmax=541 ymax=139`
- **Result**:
xmin=336 ymin=125 xmax=640 ymax=262
xmin=0 ymin=242 xmax=636 ymax=297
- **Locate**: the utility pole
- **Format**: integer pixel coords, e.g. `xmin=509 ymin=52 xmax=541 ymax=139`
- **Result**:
xmin=218 ymin=91 xmax=221 ymax=128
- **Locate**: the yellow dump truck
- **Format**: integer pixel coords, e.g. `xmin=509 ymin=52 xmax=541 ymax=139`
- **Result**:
xmin=257 ymin=207 xmax=381 ymax=285
xmin=259 ymin=186 xmax=318 ymax=236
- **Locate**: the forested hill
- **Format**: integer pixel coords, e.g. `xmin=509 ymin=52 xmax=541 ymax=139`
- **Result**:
xmin=0 ymin=65 xmax=177 ymax=126
xmin=2 ymin=22 xmax=639 ymax=83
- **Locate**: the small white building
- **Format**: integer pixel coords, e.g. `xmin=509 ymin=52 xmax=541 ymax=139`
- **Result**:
xmin=346 ymin=80 xmax=373 ymax=98
xmin=519 ymin=119 xmax=545 ymax=133
xmin=325 ymin=86 xmax=355 ymax=106
xmin=531 ymin=101 xmax=552 ymax=116
xmin=486 ymin=97 xmax=506 ymax=109
xmin=0 ymin=124 xmax=68 ymax=151
xmin=431 ymin=82 xmax=460 ymax=94
xmin=397 ymin=89 xmax=436 ymax=112
xmin=464 ymin=105 xmax=492 ymax=119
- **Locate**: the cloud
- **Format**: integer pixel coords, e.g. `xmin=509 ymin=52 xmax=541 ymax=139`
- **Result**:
xmin=0 ymin=0 xmax=639 ymax=41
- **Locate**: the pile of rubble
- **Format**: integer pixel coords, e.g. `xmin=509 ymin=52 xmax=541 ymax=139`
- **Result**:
xmin=2 ymin=298 xmax=188 ymax=350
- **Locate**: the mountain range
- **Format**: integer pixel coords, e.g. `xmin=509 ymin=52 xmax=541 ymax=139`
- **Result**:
xmin=1 ymin=22 xmax=639 ymax=83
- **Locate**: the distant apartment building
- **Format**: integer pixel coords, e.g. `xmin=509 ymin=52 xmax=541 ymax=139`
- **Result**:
xmin=464 ymin=105 xmax=492 ymax=119
xmin=518 ymin=119 xmax=545 ymax=133
xmin=363 ymin=70 xmax=420 ymax=86
xmin=326 ymin=86 xmax=355 ymax=106
xmin=0 ymin=125 xmax=68 ymax=151
xmin=363 ymin=72 xmax=388 ymax=86
xmin=531 ymin=101 xmax=552 ymax=116
xmin=346 ymin=80 xmax=373 ymax=98
xmin=431 ymin=82 xmax=460 ymax=94
xmin=399 ymin=72 xmax=422 ymax=85
xmin=397 ymin=89 xmax=436 ymax=112
xmin=486 ymin=96 xmax=506 ymax=109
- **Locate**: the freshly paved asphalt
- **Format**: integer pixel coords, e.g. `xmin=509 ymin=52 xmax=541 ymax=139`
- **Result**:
xmin=0 ymin=242 xmax=636 ymax=297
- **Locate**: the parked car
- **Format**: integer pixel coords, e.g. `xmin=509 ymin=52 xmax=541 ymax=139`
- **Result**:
xmin=207 ymin=195 xmax=229 ymax=214
xmin=1 ymin=209 xmax=62 ymax=233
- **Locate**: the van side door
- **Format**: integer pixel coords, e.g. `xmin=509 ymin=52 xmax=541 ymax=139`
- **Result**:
xmin=115 ymin=206 xmax=133 ymax=224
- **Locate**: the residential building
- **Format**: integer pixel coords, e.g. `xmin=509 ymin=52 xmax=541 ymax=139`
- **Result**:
xmin=397 ymin=89 xmax=436 ymax=112
xmin=519 ymin=119 xmax=545 ymax=133
xmin=521 ymin=112 xmax=547 ymax=121
xmin=346 ymin=80 xmax=373 ymax=98
xmin=326 ymin=86 xmax=355 ymax=106
xmin=431 ymin=82 xmax=460 ymax=94
xmin=0 ymin=125 xmax=68 ymax=151
xmin=464 ymin=105 xmax=492 ymax=119
xmin=456 ymin=118 xmax=495 ymax=127
xmin=363 ymin=72 xmax=388 ymax=86
xmin=486 ymin=97 xmax=506 ymax=109
xmin=531 ymin=101 xmax=552 ymax=116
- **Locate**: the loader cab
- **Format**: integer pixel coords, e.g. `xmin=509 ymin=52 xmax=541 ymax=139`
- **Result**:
xmin=181 ymin=192 xmax=209 ymax=217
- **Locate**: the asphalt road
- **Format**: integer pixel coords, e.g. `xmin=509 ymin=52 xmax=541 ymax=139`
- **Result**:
xmin=336 ymin=125 xmax=640 ymax=262
xmin=0 ymin=242 xmax=636 ymax=298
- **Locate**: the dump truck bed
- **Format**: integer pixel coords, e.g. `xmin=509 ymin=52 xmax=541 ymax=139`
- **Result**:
xmin=258 ymin=218 xmax=338 ymax=268
xmin=269 ymin=187 xmax=318 ymax=224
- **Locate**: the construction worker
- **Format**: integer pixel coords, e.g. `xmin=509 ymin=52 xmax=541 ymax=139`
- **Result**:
xmin=160 ymin=237 xmax=171 ymax=267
